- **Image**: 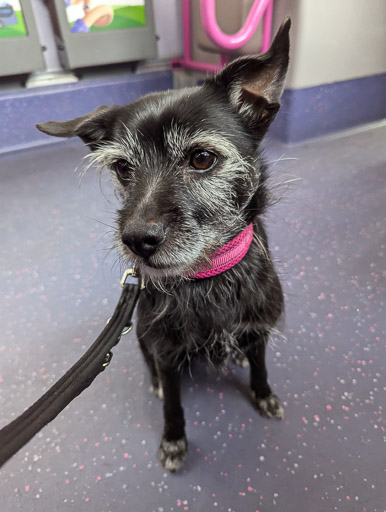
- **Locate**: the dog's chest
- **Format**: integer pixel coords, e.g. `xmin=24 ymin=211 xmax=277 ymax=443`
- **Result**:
xmin=168 ymin=303 xmax=243 ymax=366
xmin=141 ymin=280 xmax=252 ymax=365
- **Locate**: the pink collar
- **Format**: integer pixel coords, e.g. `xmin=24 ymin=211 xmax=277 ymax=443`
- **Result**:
xmin=190 ymin=224 xmax=254 ymax=279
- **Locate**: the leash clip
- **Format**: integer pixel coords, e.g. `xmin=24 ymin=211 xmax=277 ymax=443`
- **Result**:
xmin=105 ymin=318 xmax=133 ymax=336
xmin=102 ymin=351 xmax=113 ymax=368
xmin=121 ymin=268 xmax=145 ymax=290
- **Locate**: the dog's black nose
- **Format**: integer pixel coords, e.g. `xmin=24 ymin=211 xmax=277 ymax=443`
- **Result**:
xmin=122 ymin=222 xmax=167 ymax=259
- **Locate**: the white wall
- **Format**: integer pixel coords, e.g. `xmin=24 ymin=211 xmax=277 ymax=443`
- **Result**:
xmin=273 ymin=0 xmax=386 ymax=89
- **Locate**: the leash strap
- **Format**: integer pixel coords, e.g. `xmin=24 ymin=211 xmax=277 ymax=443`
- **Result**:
xmin=0 ymin=274 xmax=142 ymax=468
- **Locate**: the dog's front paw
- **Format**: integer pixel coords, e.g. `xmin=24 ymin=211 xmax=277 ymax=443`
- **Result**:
xmin=252 ymin=392 xmax=284 ymax=419
xmin=158 ymin=436 xmax=188 ymax=472
xmin=231 ymin=353 xmax=249 ymax=367
xmin=149 ymin=384 xmax=164 ymax=399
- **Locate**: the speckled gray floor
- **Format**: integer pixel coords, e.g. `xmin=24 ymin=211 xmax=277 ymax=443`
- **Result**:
xmin=0 ymin=125 xmax=385 ymax=512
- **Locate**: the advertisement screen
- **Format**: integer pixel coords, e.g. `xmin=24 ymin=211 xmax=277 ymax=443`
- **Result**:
xmin=0 ymin=1 xmax=28 ymax=38
xmin=64 ymin=0 xmax=146 ymax=33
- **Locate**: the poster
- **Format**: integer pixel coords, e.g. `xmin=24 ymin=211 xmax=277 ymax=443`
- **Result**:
xmin=64 ymin=0 xmax=146 ymax=33
xmin=0 ymin=0 xmax=28 ymax=38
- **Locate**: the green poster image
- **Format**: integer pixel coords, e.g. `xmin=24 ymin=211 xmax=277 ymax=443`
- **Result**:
xmin=0 ymin=1 xmax=28 ymax=38
xmin=64 ymin=1 xmax=147 ymax=33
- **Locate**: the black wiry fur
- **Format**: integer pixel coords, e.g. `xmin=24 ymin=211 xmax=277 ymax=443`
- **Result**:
xmin=37 ymin=19 xmax=291 ymax=471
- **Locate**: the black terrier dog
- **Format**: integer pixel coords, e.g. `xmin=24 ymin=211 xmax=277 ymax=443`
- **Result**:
xmin=37 ymin=19 xmax=290 ymax=471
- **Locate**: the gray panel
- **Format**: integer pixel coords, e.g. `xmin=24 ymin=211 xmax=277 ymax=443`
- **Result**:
xmin=51 ymin=0 xmax=157 ymax=69
xmin=0 ymin=0 xmax=45 ymax=77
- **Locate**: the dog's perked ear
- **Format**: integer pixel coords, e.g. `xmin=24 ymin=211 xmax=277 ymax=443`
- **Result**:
xmin=36 ymin=105 xmax=120 ymax=149
xmin=209 ymin=18 xmax=291 ymax=134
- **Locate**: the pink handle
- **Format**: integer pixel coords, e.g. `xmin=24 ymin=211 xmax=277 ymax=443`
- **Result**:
xmin=200 ymin=0 xmax=272 ymax=51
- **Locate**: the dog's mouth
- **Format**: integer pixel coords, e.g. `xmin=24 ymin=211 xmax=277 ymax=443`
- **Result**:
xmin=137 ymin=258 xmax=199 ymax=280
xmin=141 ymin=259 xmax=175 ymax=271
xmin=119 ymin=240 xmax=210 ymax=279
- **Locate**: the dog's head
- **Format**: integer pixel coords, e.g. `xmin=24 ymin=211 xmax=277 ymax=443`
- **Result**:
xmin=37 ymin=20 xmax=290 ymax=280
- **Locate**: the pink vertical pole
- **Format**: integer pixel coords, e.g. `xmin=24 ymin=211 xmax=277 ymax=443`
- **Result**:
xmin=171 ymin=0 xmax=220 ymax=72
xmin=220 ymin=53 xmax=229 ymax=67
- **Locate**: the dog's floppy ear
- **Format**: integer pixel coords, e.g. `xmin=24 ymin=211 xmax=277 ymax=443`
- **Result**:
xmin=36 ymin=105 xmax=121 ymax=149
xmin=210 ymin=18 xmax=291 ymax=133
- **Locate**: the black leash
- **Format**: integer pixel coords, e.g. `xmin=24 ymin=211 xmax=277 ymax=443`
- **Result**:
xmin=0 ymin=269 xmax=143 ymax=468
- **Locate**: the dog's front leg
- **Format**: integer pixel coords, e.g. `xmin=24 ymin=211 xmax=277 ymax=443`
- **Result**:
xmin=243 ymin=333 xmax=284 ymax=420
xmin=157 ymin=362 xmax=187 ymax=471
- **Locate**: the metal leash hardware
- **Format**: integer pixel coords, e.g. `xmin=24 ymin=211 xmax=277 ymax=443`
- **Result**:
xmin=102 ymin=268 xmax=145 ymax=369
xmin=120 ymin=267 xmax=145 ymax=290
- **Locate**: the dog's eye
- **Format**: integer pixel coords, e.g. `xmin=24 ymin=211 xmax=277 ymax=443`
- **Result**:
xmin=189 ymin=150 xmax=217 ymax=172
xmin=113 ymin=160 xmax=132 ymax=180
